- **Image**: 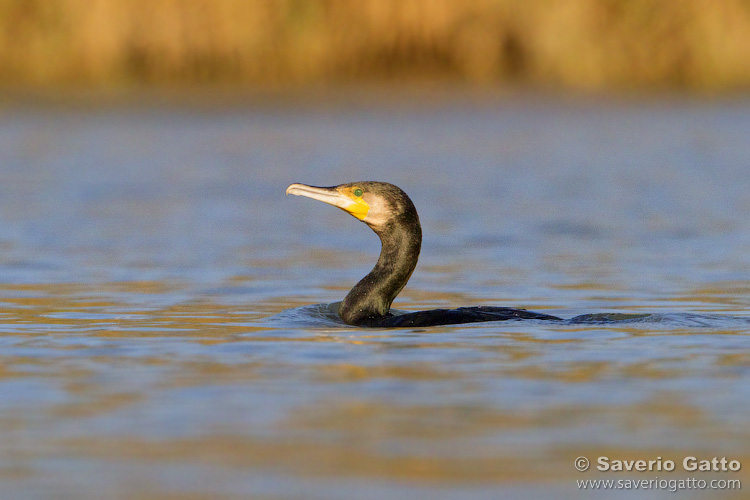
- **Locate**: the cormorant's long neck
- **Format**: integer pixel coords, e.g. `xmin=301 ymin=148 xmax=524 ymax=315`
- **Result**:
xmin=339 ymin=215 xmax=422 ymax=325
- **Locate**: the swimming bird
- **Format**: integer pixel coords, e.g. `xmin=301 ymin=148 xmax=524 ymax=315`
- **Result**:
xmin=286 ymin=181 xmax=561 ymax=327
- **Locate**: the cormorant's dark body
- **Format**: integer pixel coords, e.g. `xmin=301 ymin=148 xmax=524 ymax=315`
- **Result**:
xmin=361 ymin=307 xmax=561 ymax=327
xmin=286 ymin=181 xmax=560 ymax=328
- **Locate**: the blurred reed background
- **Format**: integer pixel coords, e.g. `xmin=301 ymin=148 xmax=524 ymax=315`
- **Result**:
xmin=1 ymin=0 xmax=749 ymax=90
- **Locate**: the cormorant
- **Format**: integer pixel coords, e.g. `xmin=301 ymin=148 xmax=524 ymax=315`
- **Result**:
xmin=286 ymin=181 xmax=561 ymax=327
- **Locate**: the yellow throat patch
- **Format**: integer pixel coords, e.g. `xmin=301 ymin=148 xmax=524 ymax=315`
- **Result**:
xmin=339 ymin=186 xmax=370 ymax=220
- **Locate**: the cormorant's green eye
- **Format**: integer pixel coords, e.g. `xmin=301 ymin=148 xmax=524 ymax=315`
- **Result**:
xmin=354 ymin=188 xmax=363 ymax=197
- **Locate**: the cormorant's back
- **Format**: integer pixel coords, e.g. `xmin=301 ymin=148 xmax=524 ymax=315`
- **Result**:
xmin=360 ymin=306 xmax=561 ymax=327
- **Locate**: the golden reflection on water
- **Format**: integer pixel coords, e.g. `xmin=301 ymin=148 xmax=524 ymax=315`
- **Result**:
xmin=1 ymin=282 xmax=750 ymax=499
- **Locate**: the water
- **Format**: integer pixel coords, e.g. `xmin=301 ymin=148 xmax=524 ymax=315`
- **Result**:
xmin=1 ymin=91 xmax=749 ymax=499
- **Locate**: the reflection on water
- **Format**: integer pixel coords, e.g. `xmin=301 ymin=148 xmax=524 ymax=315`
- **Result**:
xmin=1 ymin=92 xmax=750 ymax=499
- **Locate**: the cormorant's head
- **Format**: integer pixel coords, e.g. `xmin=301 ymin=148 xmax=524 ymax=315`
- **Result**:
xmin=286 ymin=181 xmax=418 ymax=230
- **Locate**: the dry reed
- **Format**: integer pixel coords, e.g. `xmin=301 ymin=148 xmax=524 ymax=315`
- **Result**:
xmin=1 ymin=0 xmax=749 ymax=89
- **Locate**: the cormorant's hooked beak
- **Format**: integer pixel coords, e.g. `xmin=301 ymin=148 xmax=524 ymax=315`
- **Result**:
xmin=286 ymin=183 xmax=370 ymax=220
